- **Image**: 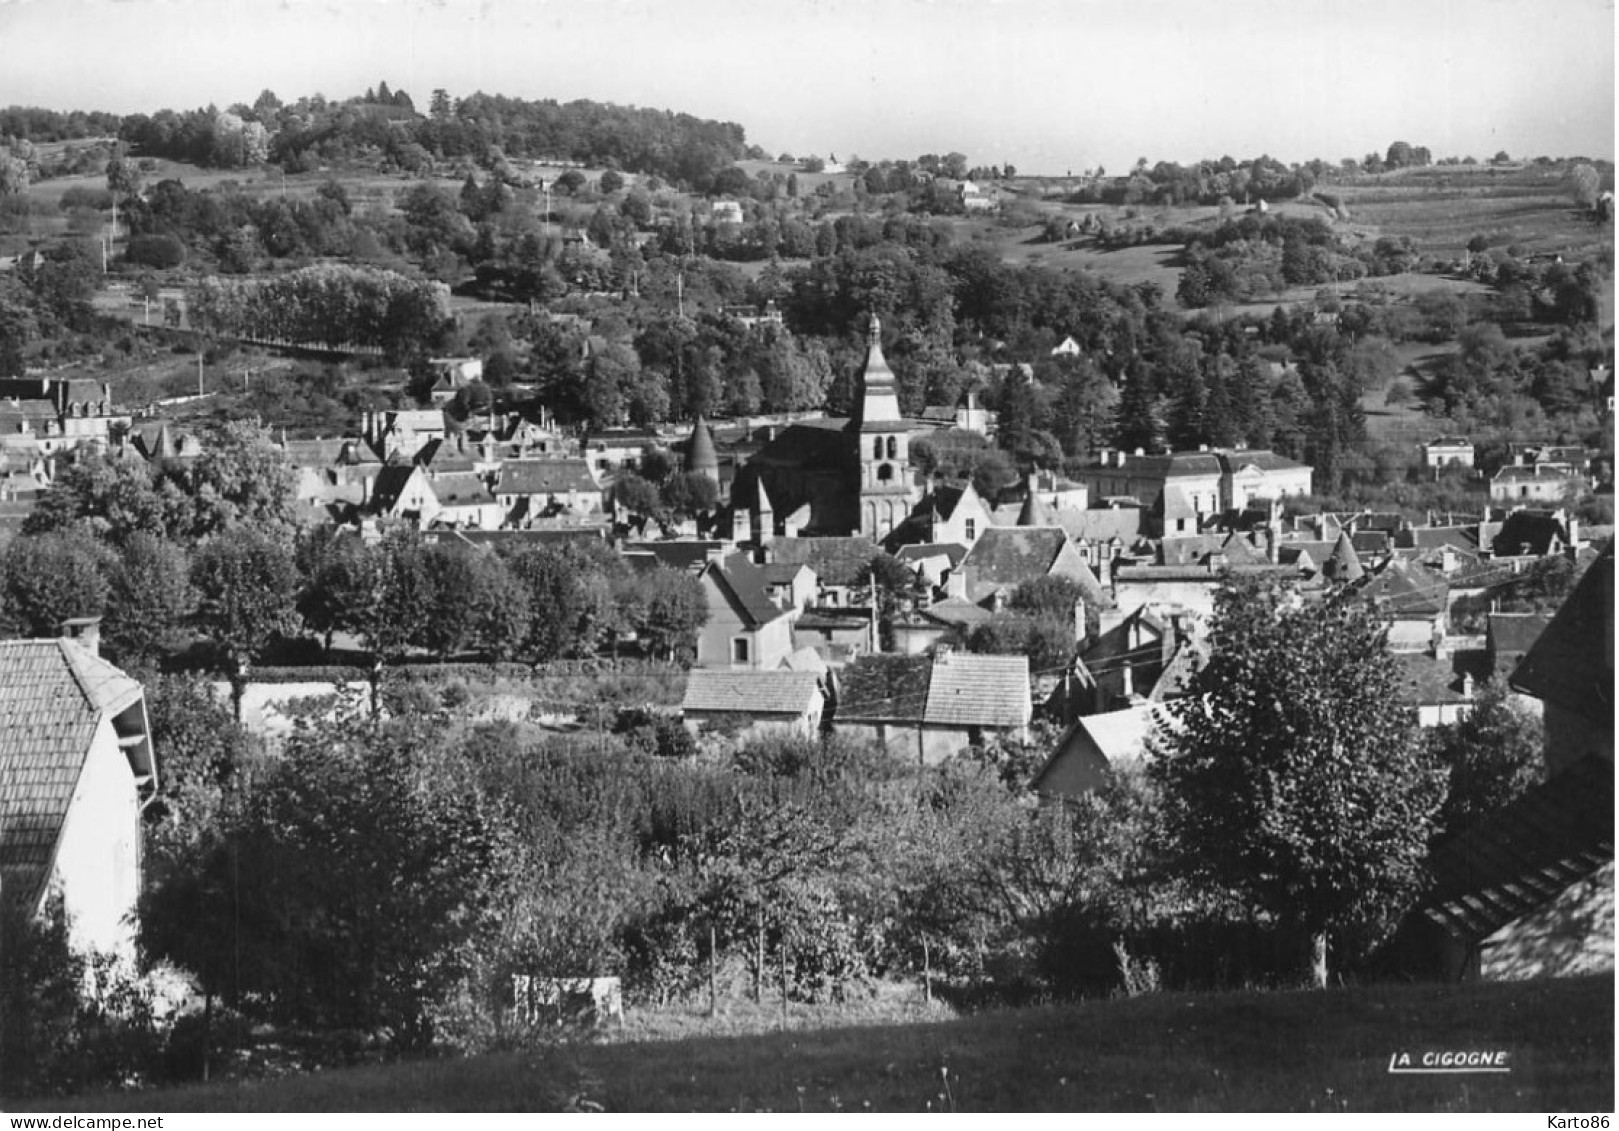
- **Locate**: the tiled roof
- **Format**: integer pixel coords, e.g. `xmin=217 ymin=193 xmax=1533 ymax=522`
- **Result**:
xmin=837 ymin=654 xmax=933 ymax=723
xmin=924 ymin=652 xmax=1030 ymax=728
xmin=1510 ymin=543 xmax=1612 ymax=723
xmin=836 ymin=650 xmax=1030 ymax=729
xmin=682 ymin=669 xmax=822 ymax=716
xmin=0 ymin=640 xmax=146 ymax=908
xmin=1423 ymin=757 xmax=1612 ymax=942
xmin=497 ymin=459 xmax=601 ymax=497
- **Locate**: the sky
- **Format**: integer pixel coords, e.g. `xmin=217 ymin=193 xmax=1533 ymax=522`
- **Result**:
xmin=0 ymin=0 xmax=1612 ymax=174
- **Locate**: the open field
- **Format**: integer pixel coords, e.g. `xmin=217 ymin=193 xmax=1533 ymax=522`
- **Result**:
xmin=37 ymin=974 xmax=1613 ymax=1113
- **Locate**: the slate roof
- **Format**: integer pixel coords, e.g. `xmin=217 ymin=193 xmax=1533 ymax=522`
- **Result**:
xmin=959 ymin=527 xmax=1068 ymax=586
xmin=1360 ymin=557 xmax=1448 ymax=616
xmin=768 ymin=537 xmax=878 ymax=587
xmin=707 ymin=556 xmax=789 ymax=628
xmin=1486 ymin=613 xmax=1552 ymax=660
xmin=916 ymin=597 xmax=997 ymax=628
xmin=1216 ymin=449 xmax=1309 ymax=475
xmin=430 ymin=471 xmax=495 ymax=509
xmin=1054 ymin=507 xmax=1142 ymax=545
xmin=1398 ymin=525 xmax=1479 ymax=553
xmin=622 ymin=540 xmax=726 ymax=573
xmin=1322 ymin=531 xmax=1365 ymax=583
xmin=1423 ymin=756 xmax=1612 ymax=942
xmin=0 ymin=640 xmax=150 ymax=908
xmin=894 ymin=542 xmax=969 ymax=569
xmin=367 ymin=465 xmax=425 ymax=513
xmin=1510 ymin=543 xmax=1613 ymax=723
xmin=682 ymin=669 xmax=822 ymax=717
xmin=279 ymin=437 xmax=354 ymax=469
xmin=685 ymin=418 xmax=719 ymax=473
xmin=1492 ymin=510 xmax=1570 ymax=557
xmin=497 ymin=459 xmax=601 ymax=497
xmin=1394 ymin=651 xmax=1470 ymax=706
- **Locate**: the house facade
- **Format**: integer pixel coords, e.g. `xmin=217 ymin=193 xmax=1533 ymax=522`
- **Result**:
xmin=695 ymin=557 xmax=796 ymax=670
xmin=0 ymin=625 xmax=156 ymax=959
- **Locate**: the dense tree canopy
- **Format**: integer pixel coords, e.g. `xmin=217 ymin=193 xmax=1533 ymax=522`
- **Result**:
xmin=1150 ymin=579 xmax=1446 ymax=986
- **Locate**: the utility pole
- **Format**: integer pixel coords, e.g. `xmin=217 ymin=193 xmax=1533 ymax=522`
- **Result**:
xmin=197 ymin=352 xmax=204 ymax=397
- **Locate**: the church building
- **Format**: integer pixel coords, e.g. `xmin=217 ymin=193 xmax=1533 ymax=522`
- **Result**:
xmin=738 ymin=315 xmax=936 ymax=541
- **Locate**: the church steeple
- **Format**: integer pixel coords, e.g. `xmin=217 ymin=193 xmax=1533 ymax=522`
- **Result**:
xmin=854 ymin=313 xmax=902 ymax=427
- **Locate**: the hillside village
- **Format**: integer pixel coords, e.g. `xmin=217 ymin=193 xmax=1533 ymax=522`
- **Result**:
xmin=0 ymin=82 xmax=1612 ymax=1105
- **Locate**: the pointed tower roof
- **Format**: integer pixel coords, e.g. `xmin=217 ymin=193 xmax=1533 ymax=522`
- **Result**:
xmin=686 ymin=416 xmax=718 ymax=478
xmin=1016 ymin=476 xmax=1058 ymax=527
xmin=1323 ymin=530 xmax=1364 ymax=583
xmin=854 ymin=313 xmax=903 ymax=429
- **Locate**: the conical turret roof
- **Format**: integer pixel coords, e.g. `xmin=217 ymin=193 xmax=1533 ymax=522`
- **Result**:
xmin=1323 ymin=530 xmax=1364 ymax=583
xmin=686 ymin=416 xmax=718 ymax=477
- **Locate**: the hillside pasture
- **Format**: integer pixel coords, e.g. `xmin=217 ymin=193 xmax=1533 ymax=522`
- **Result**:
xmin=40 ymin=974 xmax=1613 ymax=1113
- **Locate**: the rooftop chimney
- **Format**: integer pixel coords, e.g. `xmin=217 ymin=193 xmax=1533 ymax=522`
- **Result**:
xmin=60 ymin=616 xmax=101 ymax=656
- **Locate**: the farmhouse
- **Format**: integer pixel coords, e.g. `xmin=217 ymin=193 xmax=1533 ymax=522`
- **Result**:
xmin=0 ymin=623 xmax=156 ymax=958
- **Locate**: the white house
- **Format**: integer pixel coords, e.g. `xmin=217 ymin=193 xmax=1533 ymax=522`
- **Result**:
xmin=0 ymin=623 xmax=156 ymax=958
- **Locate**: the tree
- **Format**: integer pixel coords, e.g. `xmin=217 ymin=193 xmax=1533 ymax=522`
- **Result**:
xmin=181 ymin=420 xmax=299 ymax=539
xmin=1150 ymin=579 xmax=1445 ymax=987
xmin=630 ymin=567 xmax=706 ymax=660
xmin=102 ymin=532 xmax=193 ymax=667
xmin=140 ymin=711 xmax=508 ymax=1050
xmin=1424 ymin=679 xmax=1544 ymax=840
xmin=190 ymin=530 xmax=299 ymax=692
xmin=0 ymin=529 xmax=111 ymax=639
xmin=660 ymin=471 xmax=719 ymax=521
xmin=1566 ymin=163 xmax=1602 ymax=208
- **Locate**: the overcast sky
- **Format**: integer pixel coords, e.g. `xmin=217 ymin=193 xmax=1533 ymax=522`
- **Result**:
xmin=0 ymin=0 xmax=1611 ymax=174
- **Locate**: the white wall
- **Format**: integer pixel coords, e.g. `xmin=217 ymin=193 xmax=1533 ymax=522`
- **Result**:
xmin=49 ymin=716 xmax=141 ymax=959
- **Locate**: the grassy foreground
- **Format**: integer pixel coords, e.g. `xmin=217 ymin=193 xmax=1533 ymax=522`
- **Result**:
xmin=38 ymin=974 xmax=1613 ymax=1113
